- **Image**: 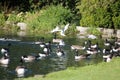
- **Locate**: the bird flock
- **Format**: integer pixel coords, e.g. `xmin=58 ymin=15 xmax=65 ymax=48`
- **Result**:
xmin=0 ymin=36 xmax=66 ymax=77
xmin=0 ymin=29 xmax=120 ymax=78
xmin=72 ymin=38 xmax=120 ymax=62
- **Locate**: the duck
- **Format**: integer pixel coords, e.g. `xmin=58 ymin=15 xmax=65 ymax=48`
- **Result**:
xmin=21 ymin=55 xmax=36 ymax=62
xmin=0 ymin=53 xmax=10 ymax=66
xmin=15 ymin=65 xmax=27 ymax=77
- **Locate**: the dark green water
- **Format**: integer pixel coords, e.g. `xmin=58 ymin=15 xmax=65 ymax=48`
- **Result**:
xmin=0 ymin=35 xmax=102 ymax=79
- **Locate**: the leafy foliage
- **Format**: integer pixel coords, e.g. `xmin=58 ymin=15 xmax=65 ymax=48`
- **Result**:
xmin=0 ymin=13 xmax=5 ymax=27
xmin=78 ymin=0 xmax=120 ymax=29
xmin=26 ymin=5 xmax=73 ymax=33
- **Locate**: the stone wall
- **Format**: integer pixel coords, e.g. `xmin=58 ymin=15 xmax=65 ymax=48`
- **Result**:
xmin=76 ymin=26 xmax=120 ymax=38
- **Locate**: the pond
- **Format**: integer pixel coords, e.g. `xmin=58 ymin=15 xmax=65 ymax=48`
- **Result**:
xmin=0 ymin=34 xmax=103 ymax=79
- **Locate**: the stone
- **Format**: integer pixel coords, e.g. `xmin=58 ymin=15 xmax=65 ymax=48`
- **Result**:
xmin=17 ymin=22 xmax=27 ymax=31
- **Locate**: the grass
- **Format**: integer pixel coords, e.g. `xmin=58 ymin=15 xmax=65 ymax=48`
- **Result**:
xmin=17 ymin=57 xmax=120 ymax=80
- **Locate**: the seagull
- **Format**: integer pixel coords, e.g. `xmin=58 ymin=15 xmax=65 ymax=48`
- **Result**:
xmin=50 ymin=26 xmax=61 ymax=33
xmin=50 ymin=23 xmax=70 ymax=36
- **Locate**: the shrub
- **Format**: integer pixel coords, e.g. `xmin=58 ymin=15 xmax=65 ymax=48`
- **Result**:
xmin=7 ymin=12 xmax=25 ymax=23
xmin=0 ymin=13 xmax=5 ymax=27
xmin=26 ymin=5 xmax=73 ymax=33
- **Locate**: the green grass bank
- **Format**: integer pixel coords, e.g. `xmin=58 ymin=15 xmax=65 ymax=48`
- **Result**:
xmin=16 ymin=57 xmax=120 ymax=80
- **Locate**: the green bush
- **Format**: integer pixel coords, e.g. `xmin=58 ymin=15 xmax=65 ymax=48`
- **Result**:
xmin=7 ymin=12 xmax=25 ymax=23
xmin=112 ymin=16 xmax=120 ymax=29
xmin=26 ymin=5 xmax=73 ymax=33
xmin=0 ymin=13 xmax=5 ymax=27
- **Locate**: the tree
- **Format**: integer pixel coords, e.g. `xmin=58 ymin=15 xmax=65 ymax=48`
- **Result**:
xmin=78 ymin=0 xmax=120 ymax=29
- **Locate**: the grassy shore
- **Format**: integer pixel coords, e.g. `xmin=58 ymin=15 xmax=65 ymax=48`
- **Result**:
xmin=17 ymin=57 xmax=120 ymax=80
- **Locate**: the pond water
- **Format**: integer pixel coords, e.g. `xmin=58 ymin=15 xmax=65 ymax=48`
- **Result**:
xmin=0 ymin=34 xmax=103 ymax=79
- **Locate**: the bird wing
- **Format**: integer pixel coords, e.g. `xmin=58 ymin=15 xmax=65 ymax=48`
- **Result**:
xmin=63 ymin=23 xmax=70 ymax=32
xmin=50 ymin=26 xmax=61 ymax=33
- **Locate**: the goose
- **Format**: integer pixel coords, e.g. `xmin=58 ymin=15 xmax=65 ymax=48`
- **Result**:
xmin=75 ymin=54 xmax=91 ymax=61
xmin=86 ymin=48 xmax=100 ymax=54
xmin=21 ymin=55 xmax=36 ymax=62
xmin=52 ymin=38 xmax=62 ymax=43
xmin=39 ymin=42 xmax=46 ymax=48
xmin=0 ymin=53 xmax=10 ymax=66
xmin=59 ymin=40 xmax=65 ymax=47
xmin=1 ymin=48 xmax=9 ymax=54
xmin=52 ymin=32 xmax=63 ymax=43
xmin=114 ymin=38 xmax=120 ymax=46
xmin=112 ymin=46 xmax=120 ymax=57
xmin=36 ymin=53 xmax=47 ymax=60
xmin=104 ymin=39 xmax=111 ymax=46
xmin=45 ymin=41 xmax=52 ymax=52
xmin=74 ymin=49 xmax=91 ymax=61
xmin=56 ymin=49 xmax=65 ymax=57
xmin=103 ymin=48 xmax=112 ymax=55
xmin=71 ymin=45 xmax=85 ymax=50
xmin=15 ymin=65 xmax=27 ymax=77
xmin=43 ymin=46 xmax=49 ymax=53
xmin=43 ymin=45 xmax=51 ymax=56
xmin=90 ymin=43 xmax=99 ymax=49
xmin=1 ymin=43 xmax=11 ymax=54
xmin=103 ymin=54 xmax=114 ymax=62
